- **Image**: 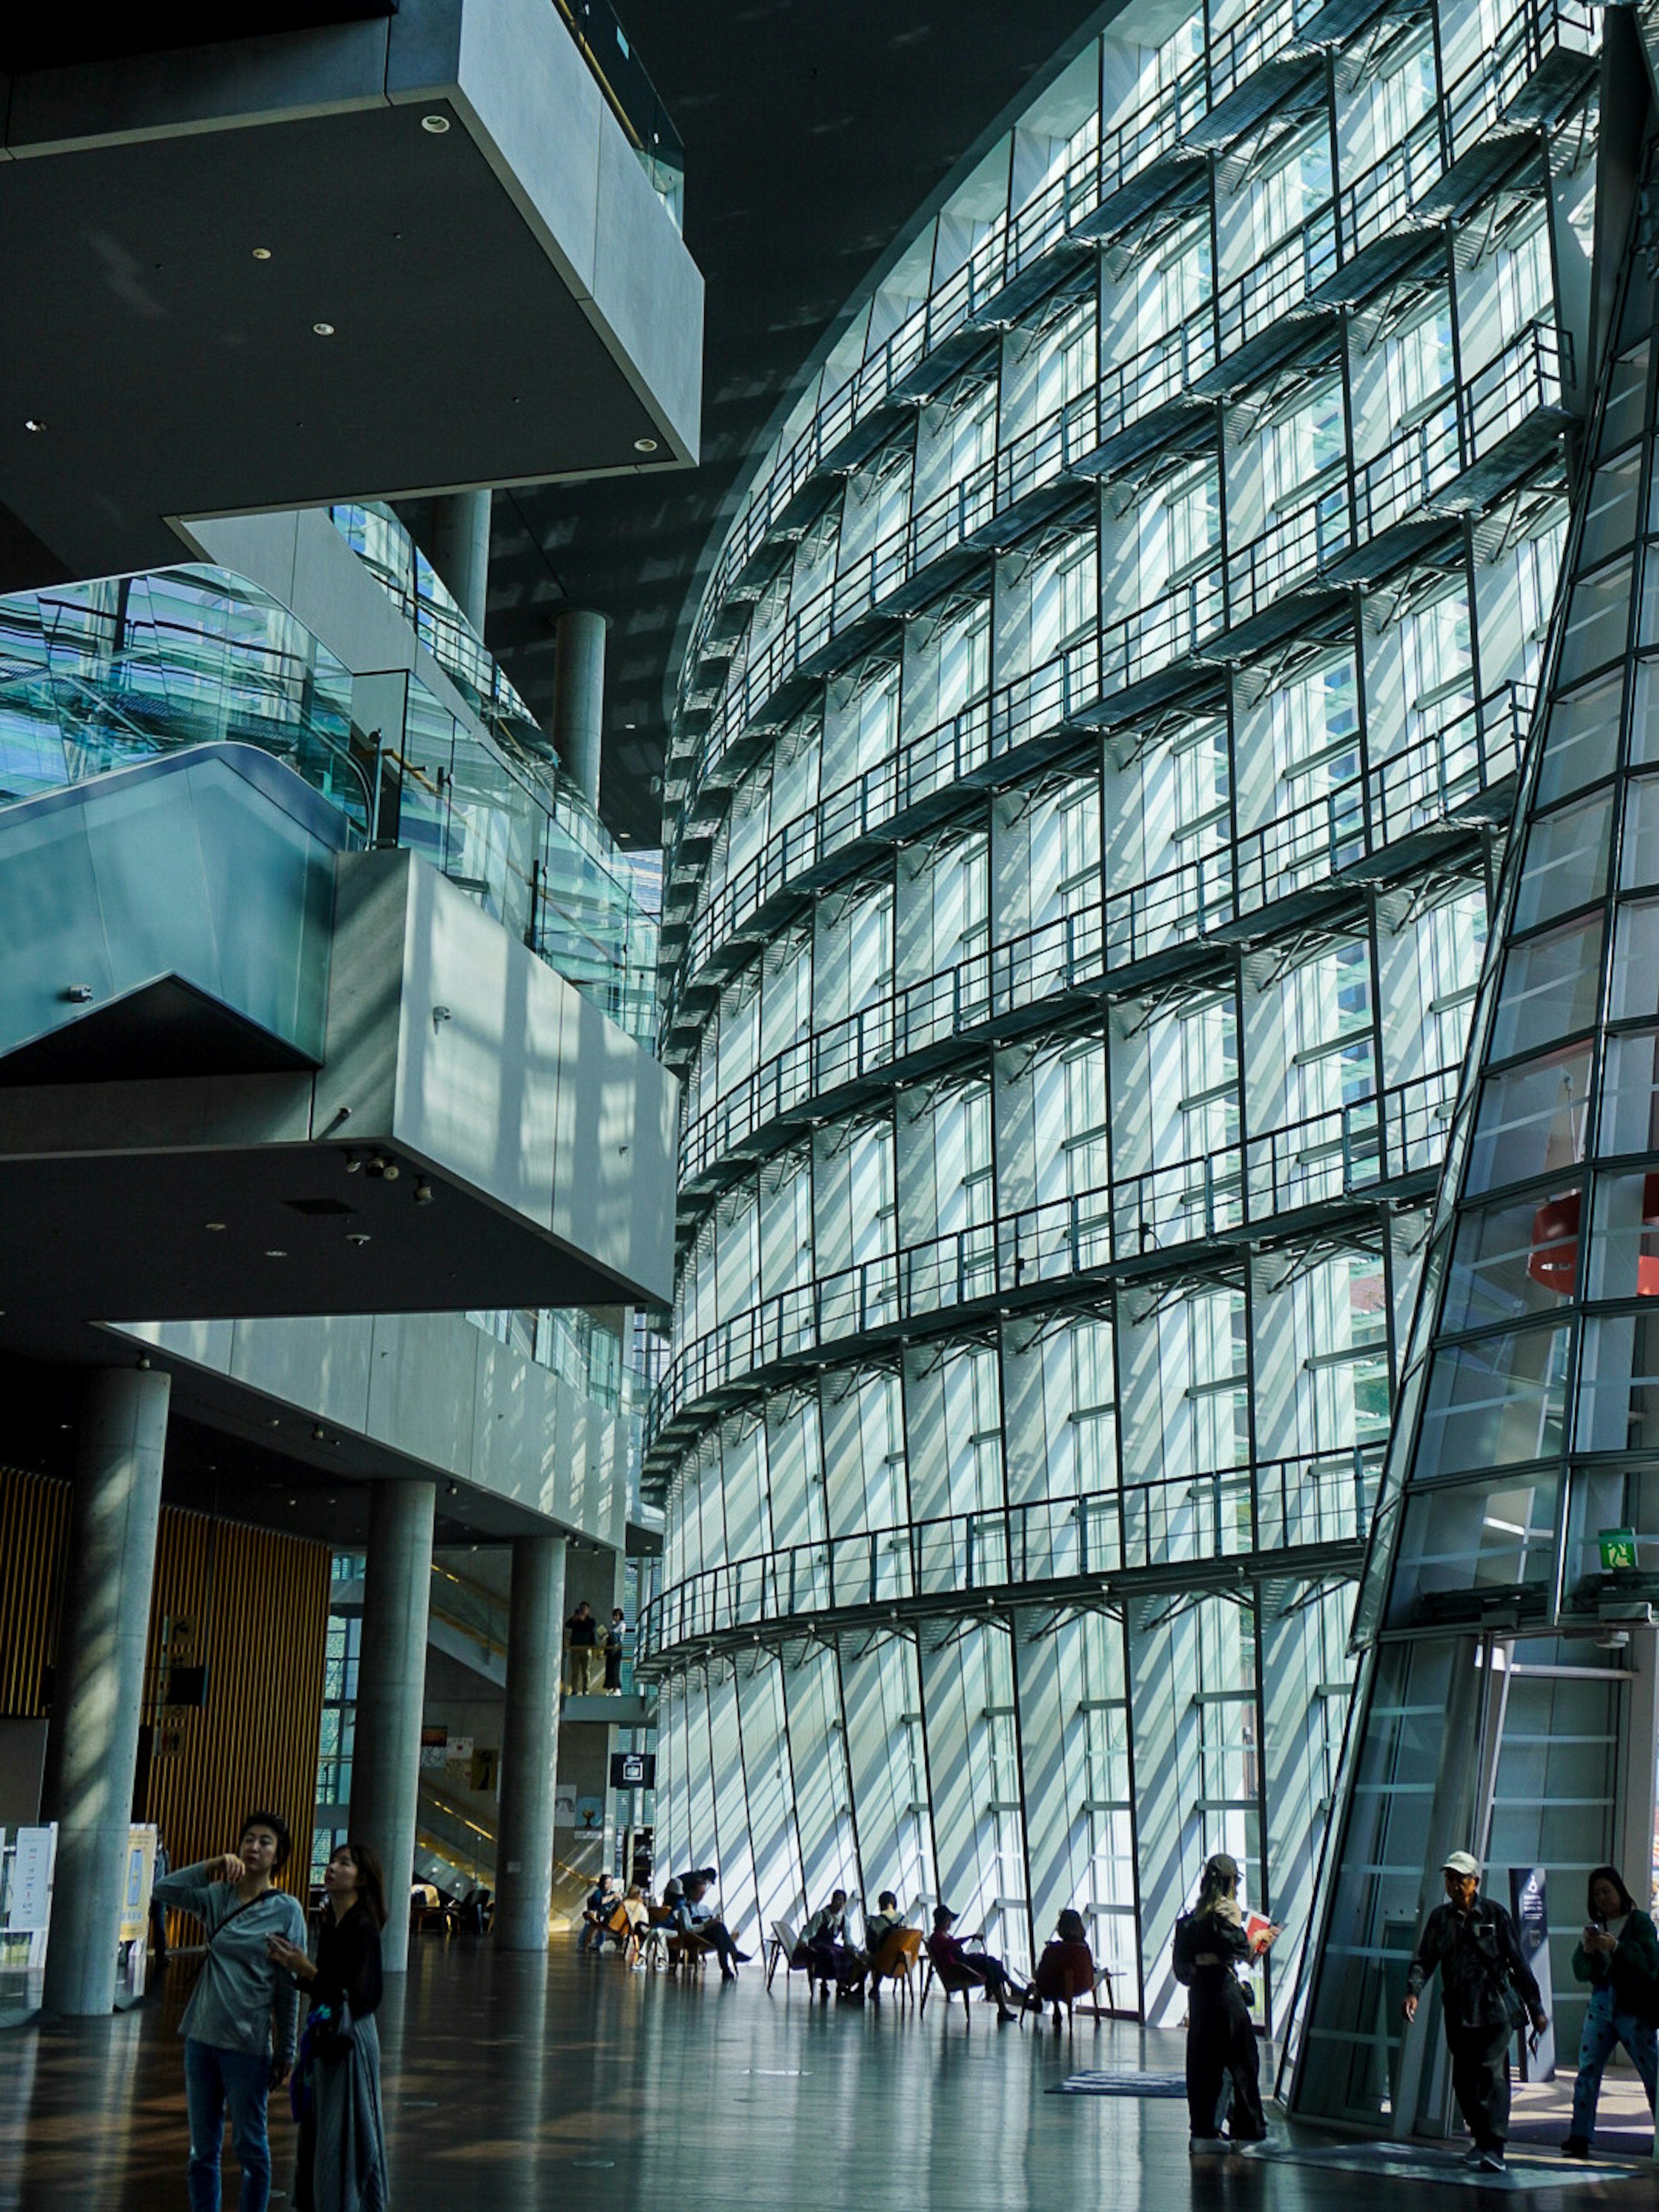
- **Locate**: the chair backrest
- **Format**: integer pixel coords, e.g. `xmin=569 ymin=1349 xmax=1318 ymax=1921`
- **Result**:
xmin=873 ymin=1927 xmax=921 ymax=1977
xmin=772 ymin=1917 xmax=798 ymax=1953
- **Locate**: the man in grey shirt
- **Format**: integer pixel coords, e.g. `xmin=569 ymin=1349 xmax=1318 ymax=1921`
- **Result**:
xmin=153 ymin=1809 xmax=308 ymax=2212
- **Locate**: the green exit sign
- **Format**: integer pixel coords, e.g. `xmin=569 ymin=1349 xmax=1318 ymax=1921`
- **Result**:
xmin=1600 ymin=1528 xmax=1639 ymax=1572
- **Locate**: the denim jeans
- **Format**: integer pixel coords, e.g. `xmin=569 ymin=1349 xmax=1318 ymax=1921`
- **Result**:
xmin=1570 ymin=1984 xmax=1659 ymax=2143
xmin=184 ymin=2037 xmax=273 ymax=2212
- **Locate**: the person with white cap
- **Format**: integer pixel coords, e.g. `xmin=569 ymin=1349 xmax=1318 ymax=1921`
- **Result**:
xmin=1402 ymin=1849 xmax=1548 ymax=2173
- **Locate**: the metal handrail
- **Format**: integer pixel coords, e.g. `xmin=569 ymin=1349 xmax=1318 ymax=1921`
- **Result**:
xmin=639 ymin=1442 xmax=1385 ymax=1661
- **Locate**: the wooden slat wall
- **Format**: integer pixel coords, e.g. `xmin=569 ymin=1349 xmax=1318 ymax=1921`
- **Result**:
xmin=0 ymin=1465 xmax=330 ymax=1898
xmin=0 ymin=1465 xmax=70 ymax=1714
xmin=144 ymin=1510 xmax=331 ymax=1886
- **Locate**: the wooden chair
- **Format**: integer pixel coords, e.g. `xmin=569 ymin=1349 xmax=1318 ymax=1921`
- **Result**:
xmin=921 ymin=1949 xmax=1023 ymax=2030
xmin=764 ymin=1918 xmax=801 ymax=1993
xmin=869 ymin=1927 xmax=922 ymax=2006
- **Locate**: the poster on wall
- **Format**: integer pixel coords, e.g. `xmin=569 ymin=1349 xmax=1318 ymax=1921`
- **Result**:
xmin=7 ymin=1824 xmax=56 ymax=1931
xmin=118 ymin=1826 xmax=158 ymax=1946
xmin=553 ymin=1783 xmax=578 ymax=1827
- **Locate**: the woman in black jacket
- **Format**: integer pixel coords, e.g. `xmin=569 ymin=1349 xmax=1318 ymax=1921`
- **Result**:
xmin=1173 ymin=1853 xmax=1279 ymax=2151
xmin=267 ymin=1842 xmax=389 ymax=2212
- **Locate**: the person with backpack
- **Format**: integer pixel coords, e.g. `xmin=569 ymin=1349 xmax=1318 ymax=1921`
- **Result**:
xmin=1173 ymin=1852 xmax=1279 ymax=2152
xmin=1402 ymin=1849 xmax=1547 ymax=2174
xmin=152 ymin=1810 xmax=308 ymax=2212
xmin=1560 ymin=1864 xmax=1659 ymax=2158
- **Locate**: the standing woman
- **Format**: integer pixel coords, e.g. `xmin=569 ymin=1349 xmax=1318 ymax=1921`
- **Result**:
xmin=151 ymin=1809 xmax=308 ymax=2212
xmin=267 ymin=1841 xmax=390 ymax=2212
xmin=1560 ymin=1865 xmax=1659 ymax=2157
xmin=1173 ymin=1852 xmax=1279 ymax=2152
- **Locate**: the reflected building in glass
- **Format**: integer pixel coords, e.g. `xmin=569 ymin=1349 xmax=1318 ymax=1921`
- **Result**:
xmin=642 ymin=0 xmax=1614 ymax=2043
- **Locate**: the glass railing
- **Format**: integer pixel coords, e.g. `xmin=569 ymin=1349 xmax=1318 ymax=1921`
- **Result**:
xmin=0 ymin=562 xmax=658 ymax=1046
xmin=553 ymin=0 xmax=685 ymax=231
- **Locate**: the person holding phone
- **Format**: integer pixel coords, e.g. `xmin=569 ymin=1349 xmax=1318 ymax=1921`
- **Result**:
xmin=1559 ymin=1865 xmax=1659 ymax=2158
xmin=151 ymin=1810 xmax=308 ymax=2212
xmin=1402 ymin=1850 xmax=1547 ymax=2175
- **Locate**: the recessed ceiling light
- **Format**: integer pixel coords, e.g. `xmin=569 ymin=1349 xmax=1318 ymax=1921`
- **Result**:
xmin=421 ymin=114 xmax=451 ymax=134
xmin=265 ymin=1248 xmax=288 ymax=1259
xmin=252 ymin=248 xmax=272 ymax=261
xmin=313 ymin=322 xmax=336 ymax=337
xmin=633 ymin=436 xmax=659 ymax=453
xmin=205 ymin=1221 xmax=226 ymax=1232
xmin=24 ymin=419 xmax=44 ymax=433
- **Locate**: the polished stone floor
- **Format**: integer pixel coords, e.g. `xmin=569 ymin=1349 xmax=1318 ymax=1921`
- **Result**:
xmin=0 ymin=1940 xmax=1653 ymax=2210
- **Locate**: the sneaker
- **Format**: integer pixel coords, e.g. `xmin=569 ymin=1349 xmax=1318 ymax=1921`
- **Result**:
xmin=1460 ymin=2148 xmax=1486 ymax=2168
xmin=1559 ymin=2137 xmax=1591 ymax=2160
xmin=1189 ymin=2136 xmax=1230 ymax=2155
xmin=1477 ymin=2149 xmax=1505 ymax=2173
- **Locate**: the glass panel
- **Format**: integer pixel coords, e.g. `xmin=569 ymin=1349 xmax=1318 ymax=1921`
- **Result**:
xmin=1554 ymin=558 xmax=1632 ymax=686
xmin=1488 ymin=913 xmax=1602 ymax=1064
xmin=1607 ymin=343 xmax=1650 ymax=454
xmin=1465 ymin=1044 xmax=1591 ymax=1195
xmin=1563 ymin=1462 xmax=1659 ymax=1604
xmin=1629 ymin=658 xmax=1659 ymax=766
xmin=1534 ymin=672 xmax=1622 ymax=807
xmin=1577 ymin=1308 xmax=1659 ymax=1451
xmin=1623 ymin=772 xmax=1659 ymax=890
xmin=1414 ymin=1323 xmax=1569 ymax=1480
xmin=1511 ymin=789 xmax=1613 ymax=934
xmin=1599 ymin=1027 xmax=1659 ymax=1156
xmin=1442 ymin=1190 xmax=1582 ymax=1335
xmin=1580 ymin=448 xmax=1643 ymax=568
xmin=1609 ymin=897 xmax=1659 ymax=1021
xmin=1387 ymin=1469 xmax=1560 ymax=1628
xmin=1584 ymin=1170 xmax=1659 ymax=1300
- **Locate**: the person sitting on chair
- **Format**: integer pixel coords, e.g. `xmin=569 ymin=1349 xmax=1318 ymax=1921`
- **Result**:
xmin=803 ymin=1888 xmax=866 ymax=1999
xmin=862 ymin=1892 xmax=909 ymax=1999
xmin=1033 ymin=1908 xmax=1095 ymax=2027
xmin=927 ymin=1905 xmax=1027 ymax=2024
xmin=579 ymin=1873 xmax=621 ymax=1951
xmin=674 ymin=1871 xmax=750 ymax=1982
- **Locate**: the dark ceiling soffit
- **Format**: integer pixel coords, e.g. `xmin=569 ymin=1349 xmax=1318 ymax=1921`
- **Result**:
xmin=658 ymin=0 xmax=1139 ymax=720
xmin=0 ymin=974 xmax=321 ymax=1087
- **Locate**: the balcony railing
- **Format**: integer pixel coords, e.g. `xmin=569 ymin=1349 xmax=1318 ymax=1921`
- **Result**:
xmin=639 ymin=1442 xmax=1383 ymax=1658
xmin=653 ymin=1063 xmax=1460 ymax=1447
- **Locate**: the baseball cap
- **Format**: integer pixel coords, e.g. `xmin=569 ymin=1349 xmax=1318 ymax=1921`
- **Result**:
xmin=1443 ymin=1851 xmax=1481 ymax=1877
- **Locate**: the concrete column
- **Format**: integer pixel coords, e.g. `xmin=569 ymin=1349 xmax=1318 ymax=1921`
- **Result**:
xmin=42 ymin=1367 xmax=171 ymax=2016
xmin=494 ymin=1533 xmax=568 ymax=1950
xmin=351 ymin=1478 xmax=435 ymax=1974
xmin=430 ymin=489 xmax=492 ymax=635
xmin=551 ymin=606 xmax=608 ymax=809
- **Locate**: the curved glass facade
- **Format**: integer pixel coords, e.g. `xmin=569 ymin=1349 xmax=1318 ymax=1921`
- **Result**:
xmin=644 ymin=0 xmax=1602 ymax=2029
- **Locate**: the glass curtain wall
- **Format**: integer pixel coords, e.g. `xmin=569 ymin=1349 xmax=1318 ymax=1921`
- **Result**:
xmin=1291 ymin=107 xmax=1659 ymax=2126
xmin=643 ymin=0 xmax=1602 ymax=2024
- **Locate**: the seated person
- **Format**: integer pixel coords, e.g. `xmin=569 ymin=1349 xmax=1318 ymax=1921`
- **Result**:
xmin=803 ymin=1888 xmax=867 ymax=1998
xmin=1033 ymin=1908 xmax=1095 ymax=2021
xmin=613 ymin=1884 xmax=651 ymax=1967
xmin=861 ymin=1892 xmax=909 ymax=1998
xmin=926 ymin=1904 xmax=1028 ymax=2024
xmin=673 ymin=1871 xmax=750 ymax=1981
xmin=580 ymin=1873 xmax=622 ymax=1951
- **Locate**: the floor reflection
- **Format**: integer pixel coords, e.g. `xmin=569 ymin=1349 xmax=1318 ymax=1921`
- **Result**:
xmin=1 ymin=1941 xmax=1651 ymax=2209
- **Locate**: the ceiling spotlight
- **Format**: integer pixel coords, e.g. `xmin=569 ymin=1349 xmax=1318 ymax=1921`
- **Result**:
xmin=268 ymin=1417 xmax=282 ymax=1428
xmin=265 ymin=1249 xmax=288 ymax=1259
xmin=287 ymin=1496 xmax=298 ymax=1507
xmin=343 ymin=1153 xmax=362 ymax=1173
xmin=252 ymin=248 xmax=272 ymax=261
xmin=414 ymin=1179 xmax=433 ymax=1206
xmin=633 ymin=436 xmax=659 ymax=454
xmin=421 ymin=113 xmax=451 ymax=133
xmin=313 ymin=321 xmax=336 ymax=337
xmin=346 ymin=1230 xmax=372 ymax=1247
xmin=205 ymin=1222 xmax=226 ymax=1233
xmin=381 ymin=1162 xmax=400 ymax=1182
xmin=24 ymin=418 xmax=44 ymax=433
xmin=312 ymin=1425 xmax=326 ymax=1442
xmin=365 ymin=1156 xmax=385 ymax=1178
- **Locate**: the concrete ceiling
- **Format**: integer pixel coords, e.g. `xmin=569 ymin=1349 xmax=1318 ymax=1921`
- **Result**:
xmin=479 ymin=1 xmax=1110 ymax=845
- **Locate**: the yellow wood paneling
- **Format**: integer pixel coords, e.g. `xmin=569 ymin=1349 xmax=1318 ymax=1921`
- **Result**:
xmin=0 ymin=1466 xmax=329 ymax=1903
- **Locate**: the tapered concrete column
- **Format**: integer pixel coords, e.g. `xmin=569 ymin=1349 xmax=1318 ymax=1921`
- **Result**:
xmin=351 ymin=1478 xmax=435 ymax=1973
xmin=494 ymin=1532 xmax=568 ymax=1950
xmin=431 ymin=489 xmax=492 ymax=634
xmin=42 ymin=1366 xmax=171 ymax=2016
xmin=551 ymin=607 xmax=608 ymax=808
